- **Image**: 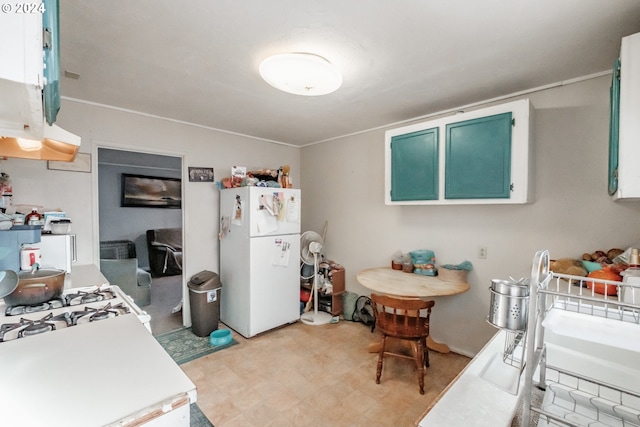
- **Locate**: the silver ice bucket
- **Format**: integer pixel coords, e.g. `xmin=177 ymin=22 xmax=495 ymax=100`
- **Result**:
xmin=487 ymin=279 xmax=529 ymax=331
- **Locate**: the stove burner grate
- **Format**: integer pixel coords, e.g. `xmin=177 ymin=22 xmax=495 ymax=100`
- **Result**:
xmin=70 ymin=302 xmax=130 ymax=325
xmin=5 ymin=298 xmax=65 ymax=316
xmin=4 ymin=287 xmax=117 ymax=317
xmin=64 ymin=288 xmax=117 ymax=306
xmin=0 ymin=313 xmax=72 ymax=341
xmin=0 ymin=286 xmax=136 ymax=343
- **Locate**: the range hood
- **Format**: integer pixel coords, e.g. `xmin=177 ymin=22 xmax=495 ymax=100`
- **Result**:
xmin=0 ymin=0 xmax=78 ymax=162
xmin=0 ymin=123 xmax=80 ymax=162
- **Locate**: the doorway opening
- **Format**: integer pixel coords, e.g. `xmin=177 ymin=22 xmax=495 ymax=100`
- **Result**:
xmin=97 ymin=147 xmax=184 ymax=335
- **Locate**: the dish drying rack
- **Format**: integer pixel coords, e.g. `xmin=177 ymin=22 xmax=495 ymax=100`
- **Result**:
xmin=520 ymin=250 xmax=640 ymax=427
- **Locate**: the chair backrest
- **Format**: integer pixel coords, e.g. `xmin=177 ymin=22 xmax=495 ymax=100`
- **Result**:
xmin=99 ymin=258 xmax=139 ymax=285
xmin=371 ymin=293 xmax=434 ymax=339
xmin=146 ymin=228 xmax=182 ymax=251
xmin=100 ymin=240 xmax=137 ymax=259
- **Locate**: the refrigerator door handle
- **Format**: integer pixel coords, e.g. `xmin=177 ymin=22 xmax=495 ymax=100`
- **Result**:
xmin=70 ymin=234 xmax=77 ymax=262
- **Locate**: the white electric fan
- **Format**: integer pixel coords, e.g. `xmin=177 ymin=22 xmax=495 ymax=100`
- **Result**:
xmin=300 ymin=230 xmax=332 ymax=325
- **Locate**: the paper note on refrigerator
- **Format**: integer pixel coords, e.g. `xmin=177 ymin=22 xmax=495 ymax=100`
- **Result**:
xmin=272 ymin=239 xmax=291 ymax=267
xmin=256 ymin=209 xmax=278 ymax=235
xmin=259 ymin=195 xmax=275 ymax=215
xmin=231 ymin=196 xmax=243 ymax=226
xmin=219 ymin=215 xmax=230 ymax=240
xmin=274 ymin=192 xmax=285 ymax=221
xmin=286 ymin=198 xmax=300 ymax=223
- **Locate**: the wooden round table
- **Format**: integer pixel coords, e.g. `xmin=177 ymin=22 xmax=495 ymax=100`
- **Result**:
xmin=356 ymin=267 xmax=470 ymax=353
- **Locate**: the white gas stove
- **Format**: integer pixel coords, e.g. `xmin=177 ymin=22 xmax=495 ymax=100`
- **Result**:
xmin=0 ymin=266 xmax=195 ymax=427
xmin=0 ymin=284 xmax=151 ymax=342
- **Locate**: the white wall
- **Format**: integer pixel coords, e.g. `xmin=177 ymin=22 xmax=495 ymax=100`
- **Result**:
xmin=3 ymin=76 xmax=639 ymax=356
xmin=300 ymin=76 xmax=640 ymax=356
xmin=0 ymin=99 xmax=301 ymax=324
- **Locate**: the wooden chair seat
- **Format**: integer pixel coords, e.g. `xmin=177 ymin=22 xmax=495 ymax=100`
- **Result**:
xmin=371 ymin=293 xmax=434 ymax=394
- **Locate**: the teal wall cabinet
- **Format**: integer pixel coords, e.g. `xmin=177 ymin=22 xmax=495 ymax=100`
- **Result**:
xmin=42 ymin=0 xmax=61 ymax=126
xmin=385 ymin=99 xmax=534 ymax=205
xmin=608 ymin=58 xmax=621 ymax=197
xmin=610 ymin=32 xmax=640 ymax=201
xmin=390 ymin=128 xmax=439 ymax=201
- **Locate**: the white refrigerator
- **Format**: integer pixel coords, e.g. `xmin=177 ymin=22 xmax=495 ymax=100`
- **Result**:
xmin=219 ymin=187 xmax=301 ymax=338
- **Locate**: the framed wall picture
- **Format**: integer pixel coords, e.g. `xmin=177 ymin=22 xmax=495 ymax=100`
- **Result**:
xmin=121 ymin=173 xmax=182 ymax=208
xmin=188 ymin=167 xmax=214 ymax=182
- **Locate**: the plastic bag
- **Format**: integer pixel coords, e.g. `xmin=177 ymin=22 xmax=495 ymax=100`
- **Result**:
xmin=410 ymin=249 xmax=436 ymax=276
xmin=614 ymin=244 xmax=640 ymax=265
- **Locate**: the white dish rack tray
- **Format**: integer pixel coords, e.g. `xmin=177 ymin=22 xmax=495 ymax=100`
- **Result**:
xmin=520 ymin=250 xmax=640 ymax=427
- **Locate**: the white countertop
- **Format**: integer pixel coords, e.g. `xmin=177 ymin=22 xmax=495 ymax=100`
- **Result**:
xmin=64 ymin=263 xmax=110 ymax=289
xmin=418 ymin=329 xmax=524 ymax=426
xmin=0 ymin=313 xmax=196 ymax=427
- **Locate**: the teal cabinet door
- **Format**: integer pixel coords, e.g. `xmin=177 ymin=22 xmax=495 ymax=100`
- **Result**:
xmin=608 ymin=58 xmax=621 ymax=196
xmin=43 ymin=0 xmax=61 ymax=125
xmin=390 ymin=128 xmax=439 ymax=201
xmin=445 ymin=113 xmax=513 ymax=199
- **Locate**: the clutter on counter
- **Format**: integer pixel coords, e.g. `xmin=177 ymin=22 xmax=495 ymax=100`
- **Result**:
xmin=546 ymin=244 xmax=640 ymax=296
xmin=0 ymin=172 xmax=12 ymax=213
xmin=550 ymin=246 xmax=629 ymax=278
xmin=2 ymin=208 xmax=70 ymax=234
xmin=218 ymin=165 xmax=293 ymax=189
xmin=409 ymin=249 xmax=437 ymax=276
xmin=25 ymin=208 xmax=42 ymax=225
xmin=0 ymin=213 xmax=11 ymax=230
xmin=391 ymin=249 xmax=472 ymax=281
xmin=438 ymin=261 xmax=473 ymax=283
xmin=49 ymin=218 xmax=72 ymax=235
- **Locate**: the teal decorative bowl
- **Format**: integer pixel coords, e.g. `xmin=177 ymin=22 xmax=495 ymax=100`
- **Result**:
xmin=209 ymin=329 xmax=232 ymax=346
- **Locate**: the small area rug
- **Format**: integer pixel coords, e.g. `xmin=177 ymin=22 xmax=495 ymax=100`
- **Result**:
xmin=156 ymin=327 xmax=237 ymax=365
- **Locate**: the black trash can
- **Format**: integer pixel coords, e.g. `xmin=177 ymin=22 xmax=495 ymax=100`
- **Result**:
xmin=188 ymin=270 xmax=222 ymax=337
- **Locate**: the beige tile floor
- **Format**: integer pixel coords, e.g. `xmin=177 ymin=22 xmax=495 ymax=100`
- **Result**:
xmin=181 ymin=319 xmax=470 ymax=427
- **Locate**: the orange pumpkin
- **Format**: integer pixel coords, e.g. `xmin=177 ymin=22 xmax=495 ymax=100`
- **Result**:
xmin=586 ymin=267 xmax=621 ymax=296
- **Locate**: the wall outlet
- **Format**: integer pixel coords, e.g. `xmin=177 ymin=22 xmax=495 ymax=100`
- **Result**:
xmin=478 ymin=246 xmax=487 ymax=259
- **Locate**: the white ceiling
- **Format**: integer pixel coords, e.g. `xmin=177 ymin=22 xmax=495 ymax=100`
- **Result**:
xmin=59 ymin=0 xmax=640 ymax=146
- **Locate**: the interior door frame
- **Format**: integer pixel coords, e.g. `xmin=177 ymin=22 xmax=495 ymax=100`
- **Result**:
xmin=91 ymin=141 xmax=189 ymax=327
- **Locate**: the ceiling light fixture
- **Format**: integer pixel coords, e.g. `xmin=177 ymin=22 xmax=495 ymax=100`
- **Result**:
xmin=259 ymin=53 xmax=342 ymax=96
xmin=16 ymin=138 xmax=43 ymax=151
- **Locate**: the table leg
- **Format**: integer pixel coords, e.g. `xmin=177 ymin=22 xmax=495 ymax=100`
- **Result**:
xmin=368 ymin=341 xmax=382 ymax=353
xmin=426 ymin=336 xmax=450 ymax=354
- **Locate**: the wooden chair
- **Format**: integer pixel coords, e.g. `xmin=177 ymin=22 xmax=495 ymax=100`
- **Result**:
xmin=370 ymin=293 xmax=434 ymax=394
